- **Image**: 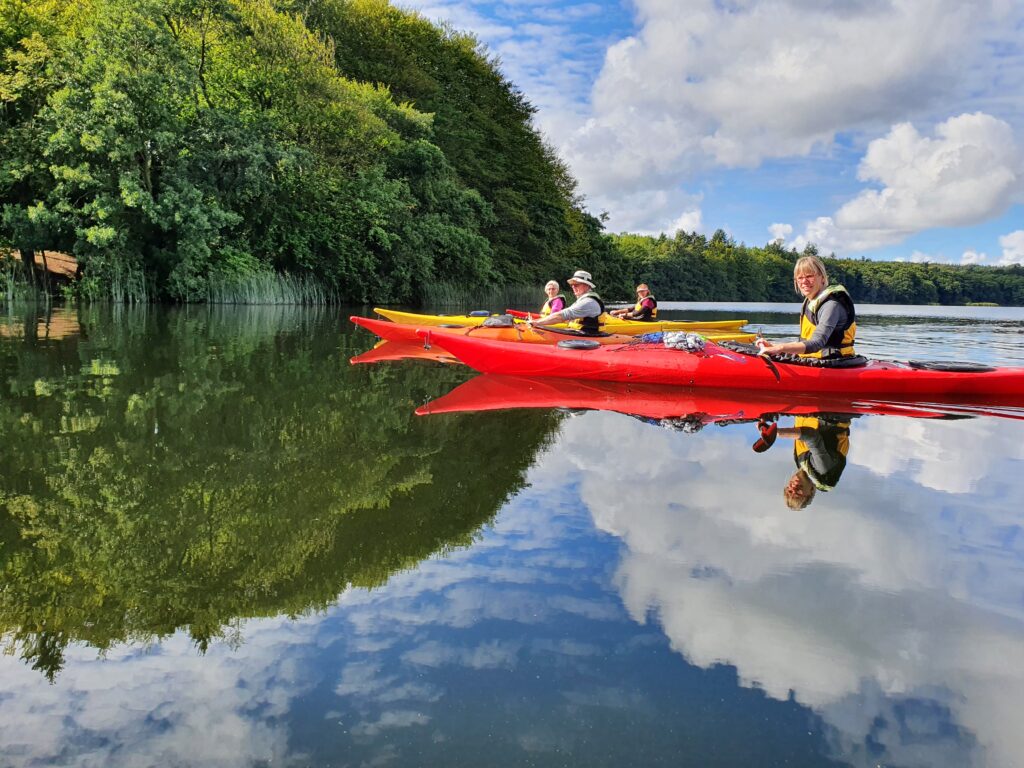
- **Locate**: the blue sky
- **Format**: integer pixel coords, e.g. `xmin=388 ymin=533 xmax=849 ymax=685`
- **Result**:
xmin=401 ymin=0 xmax=1024 ymax=265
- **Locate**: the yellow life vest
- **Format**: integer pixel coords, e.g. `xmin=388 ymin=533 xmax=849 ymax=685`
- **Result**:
xmin=566 ymin=291 xmax=606 ymax=335
xmin=793 ymin=416 xmax=850 ymax=491
xmin=541 ymin=293 xmax=568 ymax=316
xmin=799 ymin=284 xmax=857 ymax=358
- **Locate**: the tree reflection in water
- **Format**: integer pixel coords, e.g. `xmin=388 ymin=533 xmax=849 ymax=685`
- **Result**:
xmin=0 ymin=305 xmax=562 ymax=679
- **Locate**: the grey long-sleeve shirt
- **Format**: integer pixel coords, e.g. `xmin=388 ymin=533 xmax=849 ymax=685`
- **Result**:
xmin=802 ymin=301 xmax=850 ymax=354
xmin=558 ymin=296 xmax=602 ymax=321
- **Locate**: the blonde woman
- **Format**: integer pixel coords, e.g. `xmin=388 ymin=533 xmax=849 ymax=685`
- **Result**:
xmin=759 ymin=256 xmax=857 ymax=359
xmin=779 ymin=416 xmax=851 ymax=509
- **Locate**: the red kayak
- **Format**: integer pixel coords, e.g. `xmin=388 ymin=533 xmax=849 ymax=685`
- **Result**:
xmin=416 ymin=375 xmax=1024 ymax=421
xmin=416 ymin=330 xmax=1024 ymax=403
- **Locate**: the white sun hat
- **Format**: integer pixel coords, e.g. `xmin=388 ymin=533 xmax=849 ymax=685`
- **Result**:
xmin=567 ymin=270 xmax=595 ymax=288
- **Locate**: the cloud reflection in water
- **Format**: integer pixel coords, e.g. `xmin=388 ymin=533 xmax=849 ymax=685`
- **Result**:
xmin=1 ymin=409 xmax=1022 ymax=767
xmin=549 ymin=411 xmax=1024 ymax=768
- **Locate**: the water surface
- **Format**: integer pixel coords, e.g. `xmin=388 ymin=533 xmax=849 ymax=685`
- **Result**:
xmin=1 ymin=303 xmax=1023 ymax=767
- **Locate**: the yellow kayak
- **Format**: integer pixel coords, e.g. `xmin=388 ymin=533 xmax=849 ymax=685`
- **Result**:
xmin=355 ymin=314 xmax=754 ymax=345
xmin=374 ymin=308 xmax=750 ymax=336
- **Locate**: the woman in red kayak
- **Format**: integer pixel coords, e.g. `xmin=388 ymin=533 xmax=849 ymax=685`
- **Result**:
xmin=759 ymin=255 xmax=857 ymax=360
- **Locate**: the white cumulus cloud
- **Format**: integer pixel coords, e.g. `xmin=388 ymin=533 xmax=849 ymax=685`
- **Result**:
xmin=395 ymin=0 xmax=1024 ymax=238
xmin=562 ymin=0 xmax=1023 ymax=231
xmin=599 ymin=188 xmax=705 ymax=234
xmin=768 ymin=223 xmax=793 ymax=243
xmin=790 ymin=113 xmax=1024 ymax=253
xmin=999 ymin=229 xmax=1024 ymax=265
xmin=665 ymin=207 xmax=702 ymax=236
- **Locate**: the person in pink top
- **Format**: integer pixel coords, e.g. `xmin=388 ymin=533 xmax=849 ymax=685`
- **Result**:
xmin=539 ymin=280 xmax=567 ymax=316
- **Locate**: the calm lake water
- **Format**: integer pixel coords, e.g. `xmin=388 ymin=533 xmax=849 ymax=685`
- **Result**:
xmin=2 ymin=302 xmax=1024 ymax=767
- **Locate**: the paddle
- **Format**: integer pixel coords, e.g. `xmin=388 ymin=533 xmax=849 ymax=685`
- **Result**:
xmin=755 ymin=332 xmax=781 ymax=382
xmin=759 ymin=352 xmax=781 ymax=381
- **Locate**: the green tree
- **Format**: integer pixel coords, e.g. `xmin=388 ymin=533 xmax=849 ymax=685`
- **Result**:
xmin=299 ymin=0 xmax=579 ymax=284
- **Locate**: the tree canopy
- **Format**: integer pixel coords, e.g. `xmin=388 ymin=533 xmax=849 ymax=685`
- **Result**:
xmin=0 ymin=0 xmax=580 ymax=302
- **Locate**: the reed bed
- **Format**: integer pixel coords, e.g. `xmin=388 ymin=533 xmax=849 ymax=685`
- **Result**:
xmin=1 ymin=255 xmax=51 ymax=307
xmin=206 ymin=272 xmax=337 ymax=305
xmin=421 ymin=281 xmax=537 ymax=311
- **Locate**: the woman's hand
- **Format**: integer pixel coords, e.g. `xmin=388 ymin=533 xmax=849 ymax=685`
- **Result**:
xmin=760 ymin=341 xmax=802 ymax=355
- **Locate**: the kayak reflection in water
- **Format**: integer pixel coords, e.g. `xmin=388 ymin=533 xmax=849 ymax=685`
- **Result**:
xmin=539 ymin=280 xmax=567 ymax=316
xmin=776 ymin=415 xmax=852 ymax=509
xmin=757 ymin=255 xmax=858 ymax=361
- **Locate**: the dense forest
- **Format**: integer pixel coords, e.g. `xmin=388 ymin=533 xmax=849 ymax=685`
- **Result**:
xmin=1 ymin=0 xmax=1022 ymax=306
xmin=608 ymin=231 xmax=1024 ymax=306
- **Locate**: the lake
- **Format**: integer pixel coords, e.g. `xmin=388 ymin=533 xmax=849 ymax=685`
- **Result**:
xmin=2 ymin=302 xmax=1023 ymax=767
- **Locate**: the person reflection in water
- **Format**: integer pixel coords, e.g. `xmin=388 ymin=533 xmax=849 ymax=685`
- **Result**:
xmin=777 ymin=415 xmax=851 ymax=509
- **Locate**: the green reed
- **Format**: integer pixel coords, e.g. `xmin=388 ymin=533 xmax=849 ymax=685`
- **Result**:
xmin=109 ymin=266 xmax=149 ymax=305
xmin=206 ymin=272 xmax=337 ymax=305
xmin=1 ymin=254 xmax=49 ymax=307
xmin=3 ymin=255 xmax=14 ymax=306
xmin=420 ymin=281 xmax=537 ymax=311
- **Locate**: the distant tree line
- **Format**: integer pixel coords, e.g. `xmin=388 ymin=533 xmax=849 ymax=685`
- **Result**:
xmin=599 ymin=231 xmax=1024 ymax=306
xmin=2 ymin=0 xmax=1022 ymax=306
